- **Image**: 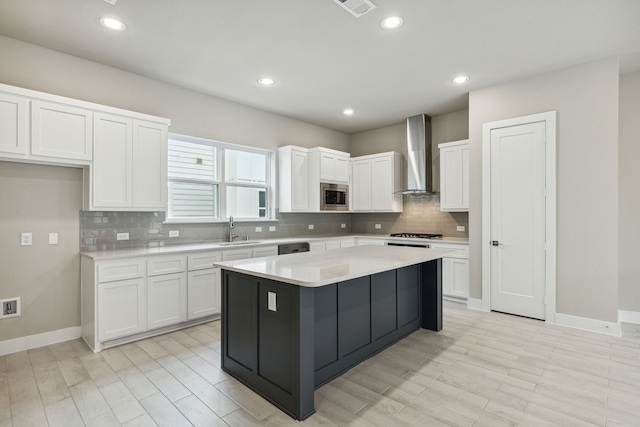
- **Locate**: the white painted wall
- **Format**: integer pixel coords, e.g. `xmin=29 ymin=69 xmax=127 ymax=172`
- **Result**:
xmin=619 ymin=71 xmax=640 ymax=313
xmin=469 ymin=57 xmax=619 ymax=323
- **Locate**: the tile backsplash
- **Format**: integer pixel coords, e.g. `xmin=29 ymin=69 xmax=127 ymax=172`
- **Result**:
xmin=80 ymin=194 xmax=468 ymax=252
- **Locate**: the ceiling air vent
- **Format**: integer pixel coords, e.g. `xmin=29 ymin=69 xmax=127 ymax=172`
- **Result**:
xmin=332 ymin=0 xmax=376 ymax=18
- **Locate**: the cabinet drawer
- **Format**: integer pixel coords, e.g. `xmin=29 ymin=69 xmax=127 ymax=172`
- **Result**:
xmin=429 ymin=243 xmax=469 ymax=259
xmin=222 ymin=249 xmax=253 ymax=261
xmin=188 ymin=251 xmax=222 ymax=271
xmin=97 ymin=259 xmax=146 ymax=283
xmin=147 ymin=255 xmax=187 ymax=276
xmin=252 ymin=246 xmax=278 ymax=258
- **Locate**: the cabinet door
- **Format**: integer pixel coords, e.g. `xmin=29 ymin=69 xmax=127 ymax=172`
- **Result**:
xmin=147 ymin=272 xmax=188 ymax=330
xmin=440 ymin=146 xmax=460 ymax=211
xmin=449 ymin=258 xmax=469 ymax=298
xmin=31 ymin=100 xmax=92 ymax=162
xmin=334 ymin=155 xmax=349 ymax=182
xmin=222 ymin=249 xmax=253 ymax=261
xmin=441 ymin=258 xmax=452 ymax=296
xmin=93 ymin=113 xmax=133 ymax=208
xmin=252 ymin=246 xmax=278 ymax=258
xmin=325 ymin=240 xmax=340 ymax=250
xmin=460 ymin=144 xmax=470 ymax=209
xmin=188 ymin=251 xmax=221 ymax=271
xmin=0 ymin=92 xmax=28 ymax=156
xmin=310 ymin=241 xmax=326 ymax=252
xmin=351 ymin=160 xmax=371 ymax=211
xmin=133 ymin=120 xmax=168 ymax=209
xmin=188 ymin=268 xmax=221 ymax=319
xmin=319 ymin=153 xmax=336 ymax=181
xmin=371 ymin=157 xmax=393 ymax=211
xmin=340 ymin=239 xmax=355 ymax=248
xmin=98 ymin=278 xmax=147 ymax=341
xmin=291 ymin=150 xmax=309 ymax=211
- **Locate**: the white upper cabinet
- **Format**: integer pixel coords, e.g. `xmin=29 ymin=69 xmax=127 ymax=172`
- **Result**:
xmin=351 ymin=158 xmax=372 ymax=211
xmin=31 ymin=100 xmax=93 ymax=163
xmin=351 ymin=152 xmax=403 ymax=212
xmin=89 ymin=113 xmax=168 ymax=211
xmin=310 ymin=147 xmax=350 ymax=183
xmin=439 ymin=140 xmax=469 ymax=212
xmin=0 ymin=92 xmax=29 ymax=157
xmin=278 ymin=145 xmax=309 ymax=212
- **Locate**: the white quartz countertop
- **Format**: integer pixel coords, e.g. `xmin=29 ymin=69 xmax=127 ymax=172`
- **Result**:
xmin=213 ymin=245 xmax=456 ymax=287
xmin=80 ymin=234 xmax=468 ymax=260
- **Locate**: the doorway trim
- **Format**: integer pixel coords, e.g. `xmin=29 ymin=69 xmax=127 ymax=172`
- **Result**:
xmin=481 ymin=111 xmax=556 ymax=322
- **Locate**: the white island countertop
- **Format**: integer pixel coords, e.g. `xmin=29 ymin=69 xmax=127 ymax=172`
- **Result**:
xmin=213 ymin=245 xmax=456 ymax=287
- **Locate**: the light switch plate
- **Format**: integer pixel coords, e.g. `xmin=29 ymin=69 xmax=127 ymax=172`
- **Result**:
xmin=457 ymin=226 xmax=466 ymax=232
xmin=269 ymin=226 xmax=276 ymax=232
xmin=308 ymin=225 xmax=314 ymax=230
xmin=375 ymin=224 xmax=382 ymax=229
xmin=48 ymin=233 xmax=58 ymax=245
xmin=169 ymin=230 xmax=179 ymax=237
xmin=255 ymin=226 xmax=262 ymax=232
xmin=21 ymin=233 xmax=32 ymax=246
xmin=341 ymin=224 xmax=346 ymax=228
xmin=268 ymin=292 xmax=277 ymax=311
xmin=116 ymin=232 xmax=129 ymax=241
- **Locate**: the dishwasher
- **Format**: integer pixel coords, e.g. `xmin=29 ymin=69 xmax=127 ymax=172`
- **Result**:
xmin=277 ymin=242 xmax=310 ymax=255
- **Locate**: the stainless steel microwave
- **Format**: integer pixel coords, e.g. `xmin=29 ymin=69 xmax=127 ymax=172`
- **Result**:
xmin=320 ymin=183 xmax=349 ymax=211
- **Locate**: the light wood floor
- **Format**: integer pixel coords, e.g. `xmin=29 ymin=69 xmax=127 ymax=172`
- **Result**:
xmin=2 ymin=301 xmax=640 ymax=427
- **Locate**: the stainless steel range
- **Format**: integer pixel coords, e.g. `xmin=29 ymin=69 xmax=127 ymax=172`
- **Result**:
xmin=387 ymin=232 xmax=443 ymax=248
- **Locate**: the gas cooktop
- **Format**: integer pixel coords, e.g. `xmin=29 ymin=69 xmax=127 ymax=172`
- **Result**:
xmin=389 ymin=233 xmax=443 ymax=239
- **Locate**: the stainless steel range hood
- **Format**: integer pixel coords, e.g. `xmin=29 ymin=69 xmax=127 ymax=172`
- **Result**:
xmin=402 ymin=114 xmax=434 ymax=194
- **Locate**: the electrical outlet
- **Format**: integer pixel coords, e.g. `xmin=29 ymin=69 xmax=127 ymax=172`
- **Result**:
xmin=457 ymin=226 xmax=466 ymax=232
xmin=49 ymin=232 xmax=59 ymax=245
xmin=375 ymin=224 xmax=382 ymax=229
xmin=269 ymin=226 xmax=276 ymax=232
xmin=116 ymin=232 xmax=129 ymax=241
xmin=308 ymin=224 xmax=314 ymax=230
xmin=255 ymin=226 xmax=262 ymax=232
xmin=169 ymin=230 xmax=179 ymax=237
xmin=341 ymin=224 xmax=346 ymax=229
xmin=21 ymin=233 xmax=32 ymax=246
xmin=1 ymin=297 xmax=21 ymax=319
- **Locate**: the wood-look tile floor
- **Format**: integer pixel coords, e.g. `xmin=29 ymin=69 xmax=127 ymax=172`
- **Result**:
xmin=2 ymin=301 xmax=640 ymax=427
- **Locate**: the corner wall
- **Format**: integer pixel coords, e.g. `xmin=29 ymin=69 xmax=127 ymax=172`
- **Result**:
xmin=619 ymin=71 xmax=640 ymax=313
xmin=469 ymin=57 xmax=619 ymax=323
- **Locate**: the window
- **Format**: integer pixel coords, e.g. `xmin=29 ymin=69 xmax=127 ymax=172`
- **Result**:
xmin=167 ymin=134 xmax=272 ymax=221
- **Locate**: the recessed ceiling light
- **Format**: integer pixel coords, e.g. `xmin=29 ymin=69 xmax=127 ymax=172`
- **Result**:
xmin=343 ymin=109 xmax=354 ymax=116
xmin=100 ymin=17 xmax=126 ymax=31
xmin=452 ymin=75 xmax=470 ymax=84
xmin=258 ymin=77 xmax=275 ymax=86
xmin=381 ymin=16 xmax=403 ymax=29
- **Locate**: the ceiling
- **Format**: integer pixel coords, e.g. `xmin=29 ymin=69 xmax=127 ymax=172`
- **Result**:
xmin=1 ymin=0 xmax=640 ymax=134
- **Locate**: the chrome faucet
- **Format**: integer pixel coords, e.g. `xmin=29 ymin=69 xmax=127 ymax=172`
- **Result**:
xmin=228 ymin=216 xmax=235 ymax=242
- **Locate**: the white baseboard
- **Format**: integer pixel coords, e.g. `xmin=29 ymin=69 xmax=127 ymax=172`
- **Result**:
xmin=619 ymin=309 xmax=640 ymax=325
xmin=466 ymin=297 xmax=488 ymax=312
xmin=553 ymin=312 xmax=621 ymax=337
xmin=0 ymin=326 xmax=82 ymax=356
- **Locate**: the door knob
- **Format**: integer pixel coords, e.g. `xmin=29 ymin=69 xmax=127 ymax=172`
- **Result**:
xmin=491 ymin=241 xmax=503 ymax=246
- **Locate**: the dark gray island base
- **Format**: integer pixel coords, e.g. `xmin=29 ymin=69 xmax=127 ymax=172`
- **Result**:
xmin=220 ymin=258 xmax=442 ymax=420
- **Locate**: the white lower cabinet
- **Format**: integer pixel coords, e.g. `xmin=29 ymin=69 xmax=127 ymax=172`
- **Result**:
xmin=429 ymin=242 xmax=469 ymax=299
xmin=442 ymin=257 xmax=469 ymax=299
xmin=356 ymin=238 xmax=385 ymax=246
xmin=188 ymin=269 xmax=221 ymax=320
xmin=310 ymin=241 xmax=326 ymax=251
xmin=97 ymin=277 xmax=147 ymax=342
xmin=147 ymin=272 xmax=188 ymax=330
xmin=325 ymin=240 xmax=341 ymax=250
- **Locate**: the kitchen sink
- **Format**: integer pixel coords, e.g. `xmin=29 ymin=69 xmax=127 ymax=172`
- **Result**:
xmin=216 ymin=241 xmax=261 ymax=246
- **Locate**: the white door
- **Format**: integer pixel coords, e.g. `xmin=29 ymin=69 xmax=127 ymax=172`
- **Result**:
xmin=489 ymin=121 xmax=546 ymax=319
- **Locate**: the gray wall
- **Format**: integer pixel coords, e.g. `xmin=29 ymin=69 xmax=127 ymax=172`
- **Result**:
xmin=0 ymin=35 xmax=350 ymax=343
xmin=349 ymin=110 xmax=469 ymax=238
xmin=619 ymin=71 xmax=640 ymax=312
xmin=0 ymin=162 xmax=82 ymax=341
xmin=469 ymin=57 xmax=620 ymax=323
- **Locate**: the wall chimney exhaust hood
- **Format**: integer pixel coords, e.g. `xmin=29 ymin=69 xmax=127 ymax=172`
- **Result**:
xmin=402 ymin=114 xmax=434 ymax=195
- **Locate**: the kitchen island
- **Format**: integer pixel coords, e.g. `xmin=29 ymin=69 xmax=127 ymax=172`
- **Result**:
xmin=214 ymin=245 xmax=453 ymax=420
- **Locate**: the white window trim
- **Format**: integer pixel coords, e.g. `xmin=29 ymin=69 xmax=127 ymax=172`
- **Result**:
xmin=166 ymin=133 xmax=276 ymax=223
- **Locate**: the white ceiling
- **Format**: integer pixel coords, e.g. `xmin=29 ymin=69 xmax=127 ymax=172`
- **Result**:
xmin=1 ymin=0 xmax=640 ymax=134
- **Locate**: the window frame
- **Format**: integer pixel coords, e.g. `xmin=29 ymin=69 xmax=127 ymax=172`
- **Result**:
xmin=166 ymin=133 xmax=275 ymax=223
